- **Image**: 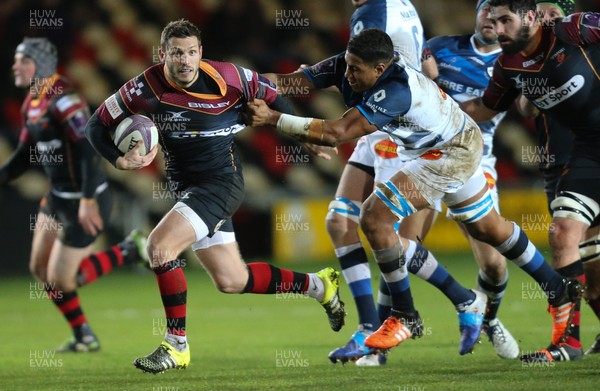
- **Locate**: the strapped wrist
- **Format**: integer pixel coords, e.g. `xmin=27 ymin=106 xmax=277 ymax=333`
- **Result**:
xmin=276 ymin=113 xmax=324 ymax=143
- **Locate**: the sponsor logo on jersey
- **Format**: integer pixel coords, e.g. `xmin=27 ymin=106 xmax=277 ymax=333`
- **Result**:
xmin=242 ymin=67 xmax=254 ymax=82
xmin=487 ymin=67 xmax=494 ymax=78
xmin=511 ymin=74 xmax=524 ymax=88
xmin=187 ymin=101 xmax=231 ymax=109
xmin=484 ymin=172 xmax=496 ymax=189
xmin=105 ymin=94 xmax=123 ymax=119
xmin=550 ymin=48 xmax=566 ymax=62
xmin=36 ymin=139 xmax=62 ymax=152
xmin=353 ymin=20 xmax=364 ymax=36
xmin=373 ymin=89 xmax=386 ymax=102
xmin=365 ymin=101 xmax=388 ymax=113
xmin=55 ymin=95 xmax=82 ymax=113
xmin=582 ymin=13 xmax=600 ymax=28
xmin=399 ymin=9 xmax=418 ymax=20
xmin=439 ymin=62 xmax=462 ymax=72
xmin=532 ymin=75 xmax=584 ymax=109
xmin=168 ymin=123 xmax=245 ymax=138
xmin=420 ymin=149 xmax=443 ymax=160
xmin=165 ymin=111 xmax=191 ymax=121
xmin=469 ymin=56 xmax=485 ymax=66
xmin=28 ymin=107 xmax=42 ymax=118
xmin=374 ymin=139 xmax=399 ymax=159
xmin=129 ymin=79 xmax=144 ymax=96
xmin=214 ymin=219 xmax=227 ymax=233
xmin=522 ymin=53 xmax=544 ymax=68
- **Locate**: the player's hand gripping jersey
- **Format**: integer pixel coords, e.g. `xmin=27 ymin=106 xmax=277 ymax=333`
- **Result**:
xmin=303 ymin=53 xmax=469 ymax=161
xmin=96 ymin=61 xmax=278 ymax=184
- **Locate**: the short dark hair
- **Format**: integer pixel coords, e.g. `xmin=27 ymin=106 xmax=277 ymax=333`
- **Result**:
xmin=161 ymin=19 xmax=202 ymax=50
xmin=347 ymin=28 xmax=394 ymax=66
xmin=488 ymin=0 xmax=536 ymax=14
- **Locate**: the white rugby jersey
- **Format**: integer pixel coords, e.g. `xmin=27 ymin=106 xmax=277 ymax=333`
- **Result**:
xmin=350 ymin=0 xmax=425 ymax=70
xmin=304 ymin=53 xmax=468 ymax=160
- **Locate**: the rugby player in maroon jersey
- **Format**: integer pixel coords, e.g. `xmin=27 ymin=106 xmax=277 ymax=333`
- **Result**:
xmin=1 ymin=38 xmax=148 ymax=353
xmin=461 ymin=0 xmax=600 ymax=362
xmin=85 ymin=19 xmax=346 ymax=374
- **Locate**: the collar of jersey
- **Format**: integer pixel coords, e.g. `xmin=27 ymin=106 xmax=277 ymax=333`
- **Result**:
xmin=29 ymin=73 xmax=61 ymax=106
xmin=469 ymin=35 xmax=502 ymax=57
xmin=520 ymin=27 xmax=545 ymax=58
xmin=163 ymin=61 xmax=227 ymax=99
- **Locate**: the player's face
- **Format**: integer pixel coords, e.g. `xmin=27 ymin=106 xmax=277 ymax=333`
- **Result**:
xmin=12 ymin=53 xmax=36 ymax=88
xmin=476 ymin=4 xmax=498 ymax=43
xmin=161 ymin=36 xmax=202 ymax=88
xmin=489 ymin=5 xmax=535 ymax=54
xmin=344 ymin=52 xmax=383 ymax=92
xmin=537 ymin=4 xmax=564 ymax=22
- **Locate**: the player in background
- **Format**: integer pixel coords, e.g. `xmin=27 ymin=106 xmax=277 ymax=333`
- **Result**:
xmin=460 ymin=0 xmax=599 ymax=362
xmin=0 ymin=38 xmax=148 ymax=352
xmin=85 ymin=19 xmax=346 ymax=374
xmin=515 ymin=0 xmax=600 ymax=355
xmin=420 ymin=0 xmax=519 ymax=359
xmin=246 ymin=28 xmax=580 ymax=360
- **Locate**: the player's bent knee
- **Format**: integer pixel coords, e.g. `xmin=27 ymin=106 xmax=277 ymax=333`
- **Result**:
xmin=448 ymin=188 xmax=494 ymax=225
xmin=327 ymin=197 xmax=361 ymax=226
xmin=47 ymin=274 xmax=76 ymax=292
xmin=146 ymin=235 xmax=177 ymax=268
xmin=362 ymin=180 xmax=416 ymax=237
xmin=548 ymin=220 xmax=579 ymax=250
xmin=326 ymin=211 xmax=359 ymax=242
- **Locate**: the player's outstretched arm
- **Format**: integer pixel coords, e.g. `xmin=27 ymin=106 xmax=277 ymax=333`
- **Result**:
xmin=460 ymin=98 xmax=499 ymax=123
xmin=245 ymin=99 xmax=377 ymax=146
xmin=85 ymin=112 xmax=157 ymax=171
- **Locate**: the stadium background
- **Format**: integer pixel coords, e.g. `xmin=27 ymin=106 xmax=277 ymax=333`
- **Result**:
xmin=1 ymin=0 xmax=600 ymax=273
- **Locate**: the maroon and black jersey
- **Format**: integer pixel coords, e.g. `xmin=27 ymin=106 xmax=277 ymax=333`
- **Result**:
xmin=0 ymin=74 xmax=105 ymax=198
xmin=483 ymin=13 xmax=600 ymax=142
xmin=95 ymin=60 xmax=278 ymax=185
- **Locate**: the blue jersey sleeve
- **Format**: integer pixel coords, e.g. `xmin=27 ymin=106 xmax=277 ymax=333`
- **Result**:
xmin=356 ymin=80 xmax=411 ymax=129
xmin=425 ymin=36 xmax=446 ymax=59
xmin=302 ymin=53 xmax=346 ymax=90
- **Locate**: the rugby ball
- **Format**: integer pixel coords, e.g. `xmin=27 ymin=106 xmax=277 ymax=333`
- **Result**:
xmin=114 ymin=114 xmax=158 ymax=155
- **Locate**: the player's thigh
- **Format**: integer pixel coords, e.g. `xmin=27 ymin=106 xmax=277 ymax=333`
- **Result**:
xmin=194 ymin=241 xmax=247 ymax=293
xmin=335 ymin=163 xmax=374 ymax=200
xmin=444 ymin=170 xmax=511 ymax=246
xmin=149 ymin=208 xmax=198 ymax=262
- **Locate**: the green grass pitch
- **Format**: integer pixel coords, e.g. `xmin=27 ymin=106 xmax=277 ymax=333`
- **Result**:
xmin=3 ymin=252 xmax=600 ymax=391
